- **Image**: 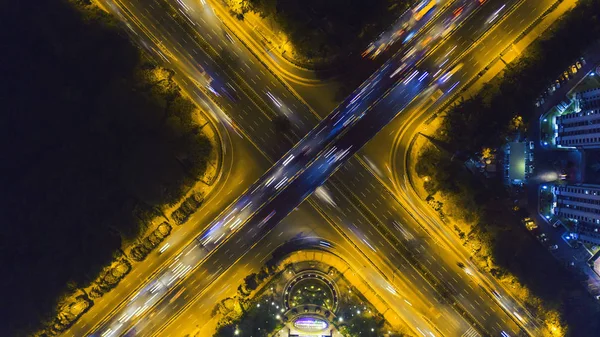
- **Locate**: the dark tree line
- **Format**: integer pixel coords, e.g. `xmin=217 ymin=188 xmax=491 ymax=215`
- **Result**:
xmin=231 ymin=0 xmax=412 ymax=61
xmin=0 ymin=1 xmax=212 ymax=335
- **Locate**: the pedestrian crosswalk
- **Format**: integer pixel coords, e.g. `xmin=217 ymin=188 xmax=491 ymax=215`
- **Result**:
xmin=461 ymin=326 xmax=481 ymax=337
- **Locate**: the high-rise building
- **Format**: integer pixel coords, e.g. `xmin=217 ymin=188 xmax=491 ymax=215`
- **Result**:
xmin=552 ymin=184 xmax=600 ymax=226
xmin=576 ymin=87 xmax=600 ymax=111
xmin=554 ymin=109 xmax=600 ymax=148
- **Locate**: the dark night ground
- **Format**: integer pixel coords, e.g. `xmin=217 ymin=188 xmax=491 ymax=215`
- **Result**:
xmin=0 ymin=1 xmax=211 ymax=335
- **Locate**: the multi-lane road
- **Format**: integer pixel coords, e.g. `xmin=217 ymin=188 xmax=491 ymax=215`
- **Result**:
xmin=57 ymin=0 xmax=572 ymax=336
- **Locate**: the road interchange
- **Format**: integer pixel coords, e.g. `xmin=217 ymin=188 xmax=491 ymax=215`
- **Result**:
xmin=57 ymin=0 xmax=570 ymax=336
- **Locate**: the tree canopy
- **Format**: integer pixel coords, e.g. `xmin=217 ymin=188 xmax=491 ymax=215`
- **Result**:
xmin=232 ymin=0 xmax=412 ymax=60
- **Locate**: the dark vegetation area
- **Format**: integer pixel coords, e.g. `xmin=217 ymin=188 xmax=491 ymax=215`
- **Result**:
xmin=0 ymin=1 xmax=211 ymax=335
xmin=129 ymin=222 xmax=172 ymax=262
xmin=213 ymin=294 xmax=283 ymax=337
xmin=211 ymin=263 xmax=278 ymax=337
xmin=416 ymin=1 xmax=600 ymax=335
xmin=232 ymin=0 xmax=411 ymax=61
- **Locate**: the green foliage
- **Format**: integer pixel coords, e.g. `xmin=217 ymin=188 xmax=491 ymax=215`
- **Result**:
xmin=1 ymin=1 xmax=212 ymax=335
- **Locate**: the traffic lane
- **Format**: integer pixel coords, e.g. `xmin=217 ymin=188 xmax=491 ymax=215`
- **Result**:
xmin=152 ymin=0 xmax=320 ymax=125
xmin=294 ymin=76 xmax=522 ymax=336
xmin=107 ymin=0 xmax=289 ymax=142
xmin=350 ymin=61 xmax=532 ymax=334
xmin=235 ymin=86 xmax=479 ymax=336
xmin=426 ymin=0 xmax=556 ymax=75
xmin=95 ymin=188 xmax=313 ymax=337
xmin=198 ymin=153 xmax=447 ymax=336
xmin=309 ymin=189 xmax=472 ymax=336
xmin=91 ymin=69 xmax=429 ymax=337
xmin=362 ymin=0 xmax=559 ymax=176
xmin=457 ymin=0 xmax=556 ymax=68
xmin=54 ymin=44 xmax=276 ymax=335
xmin=78 ymin=139 xmax=268 ymax=337
xmin=154 ymin=198 xmax=443 ymax=337
xmin=308 ymin=207 xmax=452 ymax=337
xmin=146 ymin=202 xmax=344 ymax=337
xmin=89 ymin=0 xmax=540 ymax=332
xmin=411 ymin=0 xmax=552 ymax=104
xmin=324 ymin=169 xmax=519 ymax=337
xmin=195 ymin=0 xmax=324 ymax=84
xmin=116 ymin=0 xmax=315 ymax=158
xmin=328 ymin=157 xmax=522 ymax=336
xmin=420 ymin=0 xmax=521 ymax=67
xmin=56 ymin=55 xmax=269 ymax=337
xmin=64 ymin=1 xmax=474 ymax=334
xmin=123 ymin=0 xmax=496 ymax=173
xmin=126 ymin=206 xmax=334 ymax=337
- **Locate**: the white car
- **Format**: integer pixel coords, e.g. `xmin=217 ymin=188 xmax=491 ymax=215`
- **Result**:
xmin=529 ymin=141 xmax=534 ymax=150
xmin=549 ymin=244 xmax=559 ymax=251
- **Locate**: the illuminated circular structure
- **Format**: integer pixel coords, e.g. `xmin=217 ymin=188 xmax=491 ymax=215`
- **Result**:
xmin=289 ymin=277 xmax=334 ymax=309
xmin=293 ymin=316 xmax=329 ymax=333
xmin=284 ymin=271 xmax=339 ymax=312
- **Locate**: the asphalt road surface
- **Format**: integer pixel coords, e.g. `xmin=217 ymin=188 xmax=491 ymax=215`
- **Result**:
xmin=59 ymin=0 xmax=568 ymax=336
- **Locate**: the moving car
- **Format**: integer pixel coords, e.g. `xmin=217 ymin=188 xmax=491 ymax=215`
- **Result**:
xmin=549 ymin=244 xmax=559 ymax=251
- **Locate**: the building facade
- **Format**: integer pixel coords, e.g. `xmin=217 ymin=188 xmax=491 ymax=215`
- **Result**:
xmin=570 ymin=222 xmax=600 ymax=246
xmin=576 ymin=87 xmax=600 ymax=111
xmin=552 ymin=184 xmax=600 ymax=227
xmin=554 ymin=108 xmax=600 ymax=148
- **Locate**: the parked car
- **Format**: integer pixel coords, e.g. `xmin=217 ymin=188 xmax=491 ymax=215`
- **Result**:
xmin=523 ymin=217 xmax=537 ymax=230
xmin=563 ymin=71 xmax=571 ymax=79
xmin=529 ymin=141 xmax=535 ymax=150
xmin=571 ymin=65 xmax=578 ymax=74
xmin=576 ymin=61 xmax=582 ymax=69
xmin=580 ymin=56 xmax=587 ymax=65
xmin=559 ymin=74 xmax=567 ymax=83
xmin=555 ymin=79 xmax=561 ymax=89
